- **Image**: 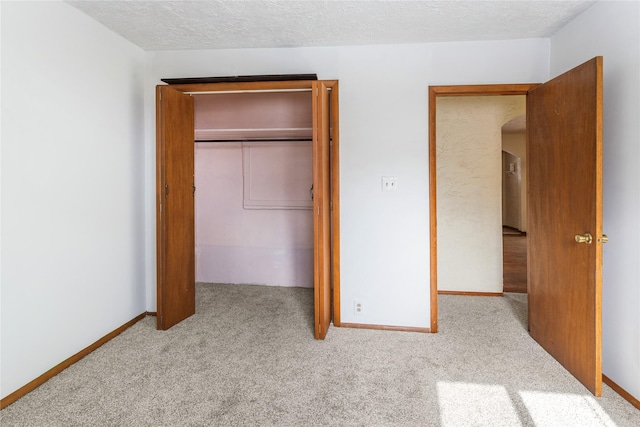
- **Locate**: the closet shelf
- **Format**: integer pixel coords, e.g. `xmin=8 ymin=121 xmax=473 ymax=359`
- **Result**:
xmin=195 ymin=127 xmax=312 ymax=141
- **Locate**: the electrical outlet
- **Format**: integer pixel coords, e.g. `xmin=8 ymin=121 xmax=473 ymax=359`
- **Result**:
xmin=354 ymin=301 xmax=364 ymax=315
xmin=382 ymin=176 xmax=398 ymax=192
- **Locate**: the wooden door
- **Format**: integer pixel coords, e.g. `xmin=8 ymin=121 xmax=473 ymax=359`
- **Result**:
xmin=527 ymin=57 xmax=603 ymax=395
xmin=156 ymin=85 xmax=196 ymax=330
xmin=313 ymin=81 xmax=332 ymax=339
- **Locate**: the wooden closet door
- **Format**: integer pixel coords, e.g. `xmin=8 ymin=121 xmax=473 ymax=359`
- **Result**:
xmin=313 ymin=81 xmax=332 ymax=339
xmin=156 ymin=85 xmax=196 ymax=330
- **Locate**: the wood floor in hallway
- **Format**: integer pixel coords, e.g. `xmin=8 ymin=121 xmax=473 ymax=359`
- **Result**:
xmin=503 ymin=227 xmax=527 ymax=293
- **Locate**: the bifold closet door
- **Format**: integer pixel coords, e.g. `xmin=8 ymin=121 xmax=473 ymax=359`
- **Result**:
xmin=156 ymin=85 xmax=196 ymax=330
xmin=313 ymin=81 xmax=332 ymax=340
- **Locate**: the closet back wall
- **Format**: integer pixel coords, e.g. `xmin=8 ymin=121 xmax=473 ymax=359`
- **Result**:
xmin=194 ymin=93 xmax=314 ymax=287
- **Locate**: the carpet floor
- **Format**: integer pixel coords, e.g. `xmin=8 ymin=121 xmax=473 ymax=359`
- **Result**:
xmin=1 ymin=283 xmax=638 ymax=426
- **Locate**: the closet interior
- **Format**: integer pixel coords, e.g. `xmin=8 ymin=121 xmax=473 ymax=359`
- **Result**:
xmin=193 ymin=90 xmax=315 ymax=289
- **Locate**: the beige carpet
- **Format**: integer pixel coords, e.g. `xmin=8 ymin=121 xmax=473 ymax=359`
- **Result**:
xmin=1 ymin=283 xmax=638 ymax=426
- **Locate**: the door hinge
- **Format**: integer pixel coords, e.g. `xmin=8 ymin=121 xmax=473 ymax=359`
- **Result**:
xmin=160 ymin=203 xmax=162 ymax=213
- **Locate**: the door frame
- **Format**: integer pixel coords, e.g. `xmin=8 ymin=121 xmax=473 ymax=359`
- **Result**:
xmin=428 ymin=84 xmax=539 ymax=332
xmin=157 ymin=79 xmax=341 ymax=328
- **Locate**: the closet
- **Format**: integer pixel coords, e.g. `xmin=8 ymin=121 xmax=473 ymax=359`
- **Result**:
xmin=193 ymin=91 xmax=314 ymax=288
xmin=156 ymin=80 xmax=339 ymax=339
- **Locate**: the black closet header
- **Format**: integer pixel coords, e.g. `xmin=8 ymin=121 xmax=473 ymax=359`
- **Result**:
xmin=161 ymin=74 xmax=318 ymax=85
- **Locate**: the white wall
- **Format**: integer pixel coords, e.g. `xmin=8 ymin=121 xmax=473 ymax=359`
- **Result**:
xmin=0 ymin=3 xmax=4 ymax=394
xmin=436 ymin=96 xmax=525 ymax=293
xmin=551 ymin=1 xmax=640 ymax=401
xmin=0 ymin=1 xmax=147 ymax=399
xmin=145 ymin=39 xmax=549 ymax=327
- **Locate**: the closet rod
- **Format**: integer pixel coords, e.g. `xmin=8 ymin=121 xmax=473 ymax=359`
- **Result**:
xmin=187 ymin=88 xmax=312 ymax=95
xmin=195 ymin=138 xmax=314 ymax=143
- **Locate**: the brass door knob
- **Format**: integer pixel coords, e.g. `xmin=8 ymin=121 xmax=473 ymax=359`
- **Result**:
xmin=575 ymin=233 xmax=593 ymax=244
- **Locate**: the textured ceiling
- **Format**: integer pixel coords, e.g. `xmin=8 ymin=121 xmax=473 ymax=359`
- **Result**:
xmin=67 ymin=1 xmax=595 ymax=51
